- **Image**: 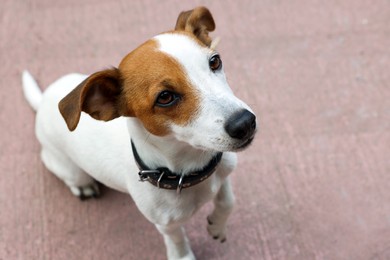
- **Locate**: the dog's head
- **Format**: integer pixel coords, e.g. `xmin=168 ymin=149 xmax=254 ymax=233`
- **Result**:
xmin=59 ymin=6 xmax=257 ymax=152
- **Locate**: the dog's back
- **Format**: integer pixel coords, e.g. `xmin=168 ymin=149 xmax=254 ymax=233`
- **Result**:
xmin=23 ymin=72 xmax=131 ymax=194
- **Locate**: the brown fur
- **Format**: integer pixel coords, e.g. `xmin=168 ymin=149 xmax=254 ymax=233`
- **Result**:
xmin=175 ymin=6 xmax=215 ymax=46
xmin=118 ymin=39 xmax=200 ymax=136
xmin=58 ymin=39 xmax=201 ymax=136
xmin=58 ymin=69 xmax=124 ymax=131
xmin=59 ymin=6 xmax=216 ymax=136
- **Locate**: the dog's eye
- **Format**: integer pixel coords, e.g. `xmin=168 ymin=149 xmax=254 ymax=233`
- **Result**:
xmin=155 ymin=91 xmax=180 ymax=107
xmin=209 ymin=54 xmax=222 ymax=71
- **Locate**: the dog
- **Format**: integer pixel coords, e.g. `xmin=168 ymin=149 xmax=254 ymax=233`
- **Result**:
xmin=22 ymin=6 xmax=257 ymax=260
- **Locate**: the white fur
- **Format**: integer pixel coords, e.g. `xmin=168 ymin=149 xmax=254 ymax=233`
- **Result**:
xmin=155 ymin=34 xmax=254 ymax=152
xmin=23 ymin=33 xmax=255 ymax=260
xmin=22 ymin=70 xmax=42 ymax=111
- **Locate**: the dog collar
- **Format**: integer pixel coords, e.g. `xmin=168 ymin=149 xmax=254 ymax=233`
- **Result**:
xmin=131 ymin=140 xmax=223 ymax=194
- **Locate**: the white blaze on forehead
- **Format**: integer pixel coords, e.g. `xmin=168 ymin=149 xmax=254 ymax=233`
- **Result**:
xmin=154 ymin=33 xmax=232 ymax=96
xmin=154 ymin=34 xmax=208 ymax=64
xmin=154 ymin=33 xmax=210 ymax=81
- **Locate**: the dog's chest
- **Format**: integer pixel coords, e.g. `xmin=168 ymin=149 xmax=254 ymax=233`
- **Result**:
xmin=134 ymin=173 xmax=224 ymax=225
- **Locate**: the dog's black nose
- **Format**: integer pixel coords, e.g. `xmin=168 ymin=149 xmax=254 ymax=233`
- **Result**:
xmin=224 ymin=109 xmax=256 ymax=140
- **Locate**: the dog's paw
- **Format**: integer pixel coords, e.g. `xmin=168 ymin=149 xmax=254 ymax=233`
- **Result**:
xmin=69 ymin=182 xmax=100 ymax=200
xmin=166 ymin=247 xmax=195 ymax=260
xmin=169 ymin=252 xmax=195 ymax=260
xmin=207 ymin=216 xmax=227 ymax=243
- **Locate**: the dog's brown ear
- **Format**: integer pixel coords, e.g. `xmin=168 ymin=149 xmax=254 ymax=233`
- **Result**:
xmin=175 ymin=6 xmax=215 ymax=46
xmin=59 ymin=68 xmax=129 ymax=131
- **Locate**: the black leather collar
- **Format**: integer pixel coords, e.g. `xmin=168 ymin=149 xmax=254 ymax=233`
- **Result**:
xmin=131 ymin=140 xmax=223 ymax=194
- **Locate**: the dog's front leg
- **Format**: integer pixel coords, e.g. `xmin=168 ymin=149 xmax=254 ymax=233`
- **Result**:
xmin=156 ymin=223 xmax=195 ymax=260
xmin=207 ymin=176 xmax=235 ymax=243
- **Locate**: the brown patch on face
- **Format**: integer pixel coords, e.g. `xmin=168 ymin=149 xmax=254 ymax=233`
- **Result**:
xmin=118 ymin=39 xmax=200 ymax=136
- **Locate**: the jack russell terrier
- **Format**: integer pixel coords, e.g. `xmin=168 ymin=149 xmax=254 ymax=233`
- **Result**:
xmin=22 ymin=6 xmax=257 ymax=260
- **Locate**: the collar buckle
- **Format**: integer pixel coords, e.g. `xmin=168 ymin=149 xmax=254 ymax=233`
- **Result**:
xmin=131 ymin=139 xmax=223 ymax=194
xmin=157 ymin=171 xmax=166 ymax=188
xmin=138 ymin=170 xmax=161 ymax=182
xmin=176 ymin=174 xmax=185 ymax=194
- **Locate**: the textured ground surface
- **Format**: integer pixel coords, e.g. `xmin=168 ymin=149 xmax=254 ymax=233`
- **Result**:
xmin=1 ymin=0 xmax=389 ymax=259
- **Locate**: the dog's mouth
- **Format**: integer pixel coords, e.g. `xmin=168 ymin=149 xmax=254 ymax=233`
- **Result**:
xmin=235 ymin=136 xmax=255 ymax=151
xmin=194 ymin=135 xmax=256 ymax=153
xmin=227 ymin=131 xmax=256 ymax=152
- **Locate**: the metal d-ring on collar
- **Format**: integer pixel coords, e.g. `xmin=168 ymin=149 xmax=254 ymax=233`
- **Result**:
xmin=131 ymin=140 xmax=223 ymax=194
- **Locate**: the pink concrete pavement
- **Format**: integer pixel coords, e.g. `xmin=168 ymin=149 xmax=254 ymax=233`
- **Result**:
xmin=1 ymin=0 xmax=389 ymax=259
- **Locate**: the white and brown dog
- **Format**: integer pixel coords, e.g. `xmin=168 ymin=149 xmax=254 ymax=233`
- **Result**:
xmin=22 ymin=6 xmax=257 ymax=260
